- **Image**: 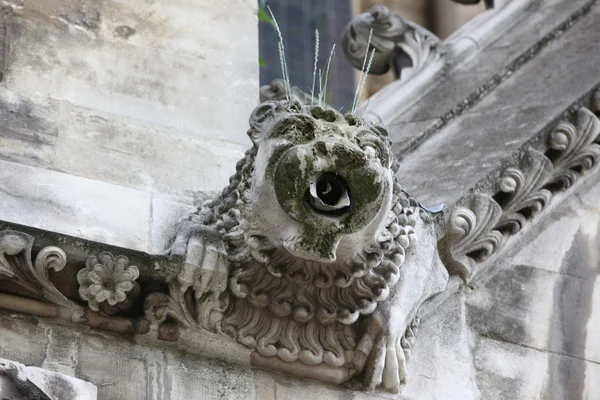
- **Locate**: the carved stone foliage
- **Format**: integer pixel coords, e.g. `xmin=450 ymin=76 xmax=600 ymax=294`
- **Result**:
xmin=0 ymin=230 xmax=79 ymax=309
xmin=544 ymin=108 xmax=600 ymax=190
xmin=439 ymin=194 xmax=502 ymax=280
xmin=154 ymin=100 xmax=449 ymax=393
xmin=77 ymin=252 xmax=140 ymax=315
xmin=440 ymin=102 xmax=600 ymax=281
xmin=342 ymin=5 xmax=444 ymax=83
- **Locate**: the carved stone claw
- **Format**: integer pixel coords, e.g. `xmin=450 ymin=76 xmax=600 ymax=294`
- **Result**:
xmin=355 ymin=312 xmax=408 ymax=394
xmin=170 ymin=222 xmax=228 ymax=292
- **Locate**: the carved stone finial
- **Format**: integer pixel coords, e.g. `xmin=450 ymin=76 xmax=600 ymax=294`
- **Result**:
xmin=342 ymin=5 xmax=444 ymax=83
xmin=78 ymin=252 xmax=140 ymax=315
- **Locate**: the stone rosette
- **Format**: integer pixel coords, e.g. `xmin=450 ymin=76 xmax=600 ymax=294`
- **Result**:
xmin=77 ymin=252 xmax=140 ymax=315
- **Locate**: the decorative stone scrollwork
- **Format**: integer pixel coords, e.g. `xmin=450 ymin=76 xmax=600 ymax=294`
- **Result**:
xmin=0 ymin=230 xmax=79 ymax=309
xmin=440 ymin=103 xmax=600 ymax=282
xmin=342 ymin=5 xmax=445 ymax=84
xmin=544 ymin=108 xmax=600 ymax=191
xmin=77 ymin=252 xmax=140 ymax=315
xmin=152 ymin=100 xmax=449 ymax=393
xmin=492 ymin=150 xmax=553 ymax=235
xmin=438 ymin=194 xmax=502 ymax=280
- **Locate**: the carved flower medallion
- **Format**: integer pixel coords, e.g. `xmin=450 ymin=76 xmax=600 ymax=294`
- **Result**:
xmin=77 ymin=252 xmax=140 ymax=314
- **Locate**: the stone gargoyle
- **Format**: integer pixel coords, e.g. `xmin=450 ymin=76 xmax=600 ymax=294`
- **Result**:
xmin=167 ymin=100 xmax=449 ymax=392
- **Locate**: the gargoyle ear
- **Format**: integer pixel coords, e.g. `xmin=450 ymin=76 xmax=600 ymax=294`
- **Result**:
xmin=247 ymin=101 xmax=278 ymax=144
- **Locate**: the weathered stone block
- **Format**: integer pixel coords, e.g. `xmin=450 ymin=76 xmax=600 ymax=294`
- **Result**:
xmin=0 ymin=159 xmax=151 ymax=251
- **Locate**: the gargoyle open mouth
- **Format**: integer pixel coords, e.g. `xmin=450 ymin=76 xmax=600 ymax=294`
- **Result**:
xmin=307 ymin=172 xmax=351 ymax=216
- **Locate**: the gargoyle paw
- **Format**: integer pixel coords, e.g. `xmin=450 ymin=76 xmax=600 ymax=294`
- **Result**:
xmin=353 ymin=313 xmax=409 ymax=394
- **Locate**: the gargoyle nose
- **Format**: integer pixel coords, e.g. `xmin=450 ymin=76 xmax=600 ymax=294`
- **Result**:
xmin=307 ymin=172 xmax=351 ymax=216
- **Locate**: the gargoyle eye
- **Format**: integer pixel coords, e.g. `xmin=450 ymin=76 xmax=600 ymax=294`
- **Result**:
xmin=362 ymin=143 xmax=380 ymax=158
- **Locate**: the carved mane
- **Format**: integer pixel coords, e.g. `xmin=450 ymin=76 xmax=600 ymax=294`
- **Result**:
xmin=181 ymin=103 xmax=427 ymax=367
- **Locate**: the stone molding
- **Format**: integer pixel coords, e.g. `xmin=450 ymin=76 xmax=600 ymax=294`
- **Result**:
xmin=439 ymin=94 xmax=600 ymax=281
xmin=342 ymin=0 xmax=596 ymax=133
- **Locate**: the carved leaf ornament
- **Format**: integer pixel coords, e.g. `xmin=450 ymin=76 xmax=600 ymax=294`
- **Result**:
xmin=440 ymin=102 xmax=600 ymax=281
xmin=0 ymin=230 xmax=78 ymax=309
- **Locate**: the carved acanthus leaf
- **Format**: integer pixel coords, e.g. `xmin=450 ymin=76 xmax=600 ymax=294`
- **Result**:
xmin=493 ymin=150 xmax=553 ymax=235
xmin=0 ymin=230 xmax=79 ymax=309
xmin=342 ymin=5 xmax=444 ymax=82
xmin=441 ymin=100 xmax=600 ymax=282
xmin=144 ymin=283 xmax=196 ymax=329
xmin=544 ymin=107 xmax=600 ymax=190
xmin=438 ymin=194 xmax=503 ymax=280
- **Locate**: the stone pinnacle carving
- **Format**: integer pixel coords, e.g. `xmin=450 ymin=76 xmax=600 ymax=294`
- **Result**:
xmin=155 ymin=100 xmax=449 ymax=393
xmin=341 ymin=5 xmax=444 ymax=82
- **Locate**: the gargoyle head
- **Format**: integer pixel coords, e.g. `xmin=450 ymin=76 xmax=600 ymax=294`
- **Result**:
xmin=244 ymin=100 xmax=395 ymax=263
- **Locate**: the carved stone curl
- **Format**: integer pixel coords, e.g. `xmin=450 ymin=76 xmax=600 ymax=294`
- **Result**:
xmin=151 ymin=100 xmax=449 ymax=393
xmin=544 ymin=107 xmax=600 ymax=190
xmin=0 ymin=230 xmax=78 ymax=309
xmin=260 ymin=78 xmax=316 ymax=105
xmin=342 ymin=5 xmax=444 ymax=83
xmin=78 ymin=252 xmax=140 ymax=315
xmin=438 ymin=194 xmax=502 ymax=280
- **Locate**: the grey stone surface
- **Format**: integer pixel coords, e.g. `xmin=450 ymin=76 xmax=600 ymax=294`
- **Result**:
xmin=463 ymin=176 xmax=600 ymax=399
xmin=0 ymin=159 xmax=151 ymax=251
xmin=0 ymin=0 xmax=257 ymax=250
xmin=402 ymin=295 xmax=479 ymax=400
xmin=398 ymin=0 xmax=600 ymax=206
xmin=383 ymin=0 xmax=593 ymax=143
xmin=0 ymin=312 xmax=257 ymax=400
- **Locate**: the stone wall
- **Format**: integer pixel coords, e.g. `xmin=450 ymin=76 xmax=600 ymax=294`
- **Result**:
xmin=0 ymin=0 xmax=258 ymax=253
